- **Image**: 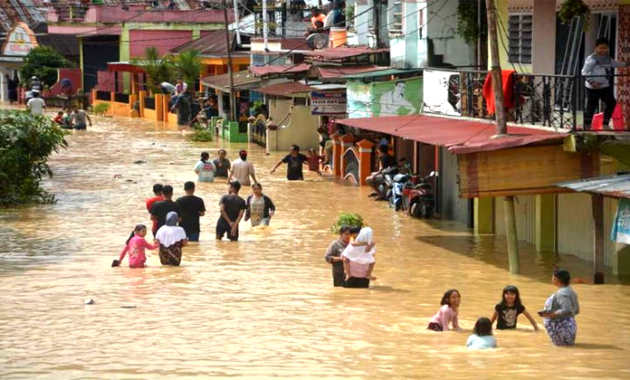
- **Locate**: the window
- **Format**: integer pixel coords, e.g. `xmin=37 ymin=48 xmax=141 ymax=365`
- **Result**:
xmin=389 ymin=0 xmax=403 ymax=35
xmin=508 ymin=14 xmax=532 ymax=64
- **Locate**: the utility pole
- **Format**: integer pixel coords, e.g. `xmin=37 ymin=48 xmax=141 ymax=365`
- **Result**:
xmin=222 ymin=0 xmax=237 ymax=121
xmin=486 ymin=0 xmax=520 ymax=274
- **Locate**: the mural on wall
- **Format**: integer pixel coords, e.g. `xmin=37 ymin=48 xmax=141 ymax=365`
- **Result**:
xmin=611 ymin=198 xmax=630 ymax=244
xmin=347 ymin=77 xmax=423 ymax=118
xmin=422 ymin=69 xmax=461 ymax=116
xmin=618 ymin=4 xmax=630 ymax=129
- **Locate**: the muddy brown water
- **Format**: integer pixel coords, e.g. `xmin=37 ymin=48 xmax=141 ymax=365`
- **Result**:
xmin=1 ymin=115 xmax=630 ymax=379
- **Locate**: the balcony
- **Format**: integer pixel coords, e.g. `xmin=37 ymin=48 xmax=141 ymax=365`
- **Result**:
xmin=423 ymin=68 xmax=630 ymax=132
xmin=47 ymin=4 xmax=228 ymax=24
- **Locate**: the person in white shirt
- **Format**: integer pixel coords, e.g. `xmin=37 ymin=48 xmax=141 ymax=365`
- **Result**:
xmin=170 ymin=77 xmax=188 ymax=112
xmin=228 ymin=150 xmax=257 ymax=186
xmin=26 ymin=91 xmax=46 ymax=116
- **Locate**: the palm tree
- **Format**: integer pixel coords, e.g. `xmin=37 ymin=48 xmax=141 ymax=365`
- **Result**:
xmin=171 ymin=49 xmax=203 ymax=91
xmin=134 ymin=47 xmax=172 ymax=95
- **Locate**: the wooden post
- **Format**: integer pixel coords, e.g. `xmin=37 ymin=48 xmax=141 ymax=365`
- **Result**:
xmin=331 ymin=132 xmax=343 ymax=177
xmin=592 ymin=194 xmax=605 ymax=284
xmin=357 ymin=139 xmax=375 ymax=185
xmin=485 ymin=0 xmax=507 ymax=136
xmin=503 ymin=196 xmax=521 ymax=274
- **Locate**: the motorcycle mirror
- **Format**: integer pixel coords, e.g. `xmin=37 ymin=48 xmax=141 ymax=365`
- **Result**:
xmin=430 ymin=171 xmax=436 ymax=177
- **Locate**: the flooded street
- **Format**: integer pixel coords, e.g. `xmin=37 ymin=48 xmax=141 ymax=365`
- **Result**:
xmin=2 ymin=115 xmax=630 ymax=379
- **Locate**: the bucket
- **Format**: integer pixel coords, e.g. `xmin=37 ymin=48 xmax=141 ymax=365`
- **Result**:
xmin=329 ymin=27 xmax=347 ymax=48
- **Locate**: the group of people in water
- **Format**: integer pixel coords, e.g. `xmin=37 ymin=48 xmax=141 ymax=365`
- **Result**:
xmin=325 ymin=226 xmax=580 ymax=348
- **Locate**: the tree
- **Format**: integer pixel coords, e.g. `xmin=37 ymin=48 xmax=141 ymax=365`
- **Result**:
xmin=20 ymin=46 xmax=75 ymax=88
xmin=0 ymin=110 xmax=69 ymax=206
xmin=171 ymin=49 xmax=203 ymax=90
xmin=134 ymin=47 xmax=172 ymax=95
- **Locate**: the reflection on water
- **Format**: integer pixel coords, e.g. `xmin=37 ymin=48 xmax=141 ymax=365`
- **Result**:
xmin=1 ymin=116 xmax=630 ymax=379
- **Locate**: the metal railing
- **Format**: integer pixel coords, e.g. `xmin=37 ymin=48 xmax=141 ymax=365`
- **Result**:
xmin=425 ymin=68 xmax=630 ymax=132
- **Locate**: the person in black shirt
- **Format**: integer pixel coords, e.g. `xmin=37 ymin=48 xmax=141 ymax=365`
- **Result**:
xmin=176 ymin=181 xmax=206 ymax=241
xmin=490 ymin=285 xmax=539 ymax=331
xmin=270 ymin=144 xmax=309 ymax=180
xmin=366 ymin=144 xmax=398 ymax=199
xmin=150 ymin=185 xmax=183 ymax=231
xmin=216 ymin=181 xmax=247 ymax=241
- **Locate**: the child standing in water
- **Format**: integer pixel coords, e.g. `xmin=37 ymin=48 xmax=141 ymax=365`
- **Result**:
xmin=307 ymin=149 xmax=323 ymax=175
xmin=491 ymin=285 xmax=539 ymax=331
xmin=113 ymin=224 xmax=159 ymax=268
xmin=427 ymin=289 xmax=461 ymax=331
xmin=466 ymin=318 xmax=497 ymax=349
xmin=341 ymin=227 xmax=377 ymax=281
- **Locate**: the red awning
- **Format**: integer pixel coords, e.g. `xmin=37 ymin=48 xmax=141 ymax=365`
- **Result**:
xmin=257 ymin=81 xmax=314 ymax=96
xmin=315 ymin=66 xmax=386 ymax=79
xmin=302 ymin=47 xmax=389 ymax=59
xmin=336 ymin=115 xmax=566 ymax=154
xmin=107 ymin=62 xmax=146 ymax=74
xmin=249 ymin=64 xmax=311 ymax=76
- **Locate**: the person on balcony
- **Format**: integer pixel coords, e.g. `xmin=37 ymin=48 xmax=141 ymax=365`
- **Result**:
xmin=581 ymin=37 xmax=629 ymax=130
xmin=310 ymin=7 xmax=326 ymax=28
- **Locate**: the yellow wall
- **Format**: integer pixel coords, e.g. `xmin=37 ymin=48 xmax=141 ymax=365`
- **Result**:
xmin=268 ymin=98 xmax=319 ymax=152
xmin=492 ymin=0 xmax=533 ymax=74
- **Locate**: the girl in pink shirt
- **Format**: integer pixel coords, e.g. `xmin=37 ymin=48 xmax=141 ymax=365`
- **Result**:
xmin=427 ymin=289 xmax=461 ymax=331
xmin=113 ymin=224 xmax=158 ymax=268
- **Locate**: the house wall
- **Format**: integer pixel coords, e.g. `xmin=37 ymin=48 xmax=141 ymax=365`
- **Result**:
xmin=494 ymin=195 xmax=536 ymax=245
xmin=129 ymin=30 xmax=193 ymax=57
xmin=389 ymin=1 xmax=424 ymax=68
xmin=440 ymin=148 xmax=470 ymax=225
xmin=426 ymin=0 xmax=474 ymax=67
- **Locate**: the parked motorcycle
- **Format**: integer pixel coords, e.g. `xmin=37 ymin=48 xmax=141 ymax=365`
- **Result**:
xmin=403 ymin=171 xmax=437 ymax=218
xmin=385 ymin=173 xmax=411 ymax=211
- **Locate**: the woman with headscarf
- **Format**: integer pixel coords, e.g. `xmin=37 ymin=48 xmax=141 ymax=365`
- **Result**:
xmin=341 ymin=227 xmax=377 ymax=288
xmin=539 ymin=268 xmax=580 ymax=346
xmin=155 ymin=211 xmax=188 ymax=266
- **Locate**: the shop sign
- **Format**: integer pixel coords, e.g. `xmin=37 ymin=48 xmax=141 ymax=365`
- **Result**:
xmin=2 ymin=22 xmax=38 ymax=57
xmin=311 ymin=91 xmax=347 ymax=115
xmin=422 ymin=69 xmax=461 ymax=116
xmin=347 ymin=76 xmax=423 ymax=119
xmin=611 ymin=198 xmax=630 ymax=244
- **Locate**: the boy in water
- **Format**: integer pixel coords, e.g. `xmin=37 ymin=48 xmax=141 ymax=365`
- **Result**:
xmin=307 ymin=148 xmax=323 ymax=175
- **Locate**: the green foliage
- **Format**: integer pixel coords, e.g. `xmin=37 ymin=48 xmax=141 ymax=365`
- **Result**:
xmin=171 ymin=49 xmax=203 ymax=87
xmin=559 ymin=0 xmax=590 ymax=30
xmin=0 ymin=110 xmax=69 ymax=206
xmin=92 ymin=102 xmax=110 ymax=116
xmin=456 ymin=0 xmax=487 ymax=44
xmin=134 ymin=47 xmax=172 ymax=94
xmin=20 ymin=46 xmax=75 ymax=88
xmin=188 ymin=128 xmax=214 ymax=142
xmin=331 ymin=212 xmax=364 ymax=234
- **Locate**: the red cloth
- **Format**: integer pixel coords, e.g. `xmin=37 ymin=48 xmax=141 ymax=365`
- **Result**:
xmin=146 ymin=195 xmax=164 ymax=233
xmin=482 ymin=70 xmax=516 ymax=114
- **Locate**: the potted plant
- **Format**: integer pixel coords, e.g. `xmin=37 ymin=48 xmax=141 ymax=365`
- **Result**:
xmin=559 ymin=0 xmax=590 ymax=30
xmin=331 ymin=212 xmax=364 ymax=234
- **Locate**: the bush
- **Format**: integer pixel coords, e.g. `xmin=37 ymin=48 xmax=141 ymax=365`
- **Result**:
xmin=92 ymin=102 xmax=110 ymax=116
xmin=331 ymin=212 xmax=364 ymax=234
xmin=188 ymin=128 xmax=213 ymax=142
xmin=20 ymin=46 xmax=75 ymax=88
xmin=0 ymin=110 xmax=69 ymax=206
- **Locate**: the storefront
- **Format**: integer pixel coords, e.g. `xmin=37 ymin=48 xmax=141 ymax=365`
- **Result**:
xmin=0 ymin=23 xmax=38 ymax=102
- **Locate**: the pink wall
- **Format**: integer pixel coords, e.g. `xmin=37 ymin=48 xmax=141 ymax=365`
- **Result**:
xmin=94 ymin=71 xmax=115 ymax=92
xmin=84 ymin=5 xmax=229 ymax=24
xmin=49 ymin=68 xmax=82 ymax=96
xmin=129 ymin=30 xmax=192 ymax=57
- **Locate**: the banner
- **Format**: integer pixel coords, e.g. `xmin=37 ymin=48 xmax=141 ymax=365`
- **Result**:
xmin=422 ymin=69 xmax=461 ymax=116
xmin=311 ymin=91 xmax=347 ymax=115
xmin=611 ymin=198 xmax=630 ymax=244
xmin=347 ymin=77 xmax=423 ymax=119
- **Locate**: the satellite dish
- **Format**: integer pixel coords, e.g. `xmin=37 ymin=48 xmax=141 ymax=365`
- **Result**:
xmin=306 ymin=33 xmax=329 ymax=50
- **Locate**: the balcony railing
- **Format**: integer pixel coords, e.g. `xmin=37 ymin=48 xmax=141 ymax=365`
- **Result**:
xmin=424 ymin=68 xmax=630 ymax=132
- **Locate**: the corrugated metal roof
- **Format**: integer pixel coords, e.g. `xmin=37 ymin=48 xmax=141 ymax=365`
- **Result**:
xmin=336 ymin=115 xmax=566 ymax=154
xmin=556 ymin=174 xmax=630 ymax=199
xmin=249 ymin=63 xmax=311 ymax=76
xmin=342 ymin=68 xmax=422 ymax=79
xmin=302 ymin=47 xmax=389 ymax=60
xmin=257 ymin=81 xmax=314 ymax=97
xmin=315 ymin=66 xmax=387 ymax=79
xmin=170 ymin=31 xmax=248 ymax=57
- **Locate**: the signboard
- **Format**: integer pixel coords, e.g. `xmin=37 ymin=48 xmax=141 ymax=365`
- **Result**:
xmin=347 ymin=76 xmax=422 ymax=119
xmin=422 ymin=69 xmax=461 ymax=116
xmin=611 ymin=199 xmax=630 ymax=244
xmin=1 ymin=22 xmax=38 ymax=57
xmin=311 ymin=91 xmax=347 ymax=115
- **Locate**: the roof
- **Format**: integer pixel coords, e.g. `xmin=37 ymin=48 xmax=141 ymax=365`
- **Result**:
xmin=32 ymin=24 xmax=79 ymax=58
xmin=107 ymin=61 xmax=146 ymax=74
xmin=556 ymin=174 xmax=630 ymax=199
xmin=257 ymin=81 xmax=314 ymax=97
xmin=250 ymin=37 xmax=306 ymax=51
xmin=201 ymin=70 xmax=268 ymax=91
xmin=342 ymin=68 xmax=423 ymax=79
xmin=314 ymin=66 xmax=387 ymax=79
xmin=249 ymin=63 xmax=311 ymax=76
xmin=336 ymin=115 xmax=567 ymax=154
xmin=0 ymin=0 xmax=46 ymax=34
xmin=302 ymin=47 xmax=390 ymax=60
xmin=170 ymin=31 xmax=248 ymax=57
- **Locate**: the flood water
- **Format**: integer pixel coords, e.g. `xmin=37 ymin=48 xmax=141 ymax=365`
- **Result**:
xmin=1 ymin=115 xmax=630 ymax=379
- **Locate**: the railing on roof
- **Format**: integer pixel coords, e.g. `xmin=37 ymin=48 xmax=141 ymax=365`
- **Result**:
xmin=424 ymin=68 xmax=630 ymax=132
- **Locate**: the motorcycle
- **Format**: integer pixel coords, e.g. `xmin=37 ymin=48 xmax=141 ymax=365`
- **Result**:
xmin=386 ymin=173 xmax=411 ymax=211
xmin=403 ymin=171 xmax=437 ymax=219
